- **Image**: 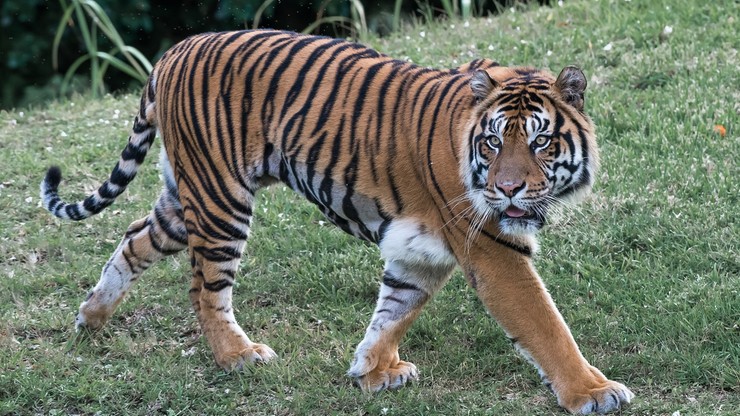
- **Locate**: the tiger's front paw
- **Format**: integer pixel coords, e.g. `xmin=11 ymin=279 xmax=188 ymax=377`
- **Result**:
xmin=557 ymin=368 xmax=634 ymax=414
xmin=348 ymin=360 xmax=418 ymax=392
xmin=215 ymin=341 xmax=277 ymax=371
xmin=75 ymin=297 xmax=114 ymax=331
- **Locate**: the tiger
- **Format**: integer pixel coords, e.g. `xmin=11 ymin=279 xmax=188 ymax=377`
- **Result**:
xmin=40 ymin=29 xmax=633 ymax=414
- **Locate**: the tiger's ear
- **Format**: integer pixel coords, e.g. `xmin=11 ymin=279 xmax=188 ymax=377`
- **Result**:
xmin=470 ymin=70 xmax=497 ymax=101
xmin=555 ymin=66 xmax=587 ymax=111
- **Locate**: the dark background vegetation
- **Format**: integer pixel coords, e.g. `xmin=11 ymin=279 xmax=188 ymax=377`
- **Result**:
xmin=0 ymin=0 xmax=548 ymax=110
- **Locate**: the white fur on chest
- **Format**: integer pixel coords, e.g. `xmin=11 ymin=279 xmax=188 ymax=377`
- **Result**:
xmin=379 ymin=218 xmax=457 ymax=267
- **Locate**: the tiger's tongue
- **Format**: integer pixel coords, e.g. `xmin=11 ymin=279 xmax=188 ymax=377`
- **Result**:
xmin=505 ymin=206 xmax=527 ymax=218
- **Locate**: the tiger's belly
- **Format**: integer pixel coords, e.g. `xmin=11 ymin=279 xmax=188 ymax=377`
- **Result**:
xmin=267 ymin=156 xmax=387 ymax=243
xmin=263 ymin=151 xmax=457 ymax=269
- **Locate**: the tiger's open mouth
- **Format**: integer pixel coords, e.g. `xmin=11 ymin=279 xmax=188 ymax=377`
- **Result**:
xmin=498 ymin=205 xmax=546 ymax=234
xmin=502 ymin=205 xmax=531 ymax=218
xmin=502 ymin=205 xmax=536 ymax=220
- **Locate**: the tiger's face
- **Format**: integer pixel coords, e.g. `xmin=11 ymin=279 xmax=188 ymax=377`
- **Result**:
xmin=461 ymin=66 xmax=599 ymax=235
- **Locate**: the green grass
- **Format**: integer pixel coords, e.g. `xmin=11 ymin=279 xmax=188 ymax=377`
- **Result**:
xmin=1 ymin=0 xmax=738 ymax=414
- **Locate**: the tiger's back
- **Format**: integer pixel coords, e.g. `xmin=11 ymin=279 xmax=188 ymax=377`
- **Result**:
xmin=40 ymin=30 xmax=633 ymax=414
xmin=154 ymin=30 xmax=490 ymax=243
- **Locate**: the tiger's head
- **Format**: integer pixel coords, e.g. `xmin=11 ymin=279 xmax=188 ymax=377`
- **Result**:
xmin=460 ymin=66 xmax=599 ymax=235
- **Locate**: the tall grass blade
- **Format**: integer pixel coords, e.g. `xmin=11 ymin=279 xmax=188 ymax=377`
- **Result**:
xmin=80 ymin=0 xmax=150 ymax=78
xmin=349 ymin=0 xmax=368 ymax=41
xmin=438 ymin=0 xmax=456 ymax=17
xmin=61 ymin=55 xmax=92 ymax=96
xmin=253 ymin=0 xmax=276 ymax=29
xmin=52 ymin=1 xmax=76 ymax=71
xmin=461 ymin=0 xmax=472 ymax=20
xmin=392 ymin=0 xmax=404 ymax=31
xmin=55 ymin=0 xmax=152 ymax=98
xmin=302 ymin=16 xmax=354 ymax=35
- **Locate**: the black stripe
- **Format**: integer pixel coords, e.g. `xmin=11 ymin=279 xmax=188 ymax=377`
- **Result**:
xmin=120 ymin=141 xmax=149 ymax=163
xmin=193 ymin=245 xmax=242 ymax=262
xmin=479 ymin=229 xmax=532 ymax=256
xmin=382 ymin=295 xmax=406 ymax=304
xmin=153 ymin=205 xmax=188 ymax=245
xmin=65 ymin=203 xmax=83 ymax=220
xmin=382 ymin=272 xmax=421 ymax=291
xmin=108 ymin=162 xmax=136 ymax=187
xmin=203 ymin=279 xmax=233 ymax=292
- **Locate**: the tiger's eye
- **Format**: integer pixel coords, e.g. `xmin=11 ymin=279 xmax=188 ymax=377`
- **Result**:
xmin=487 ymin=136 xmax=501 ymax=147
xmin=535 ymin=136 xmax=549 ymax=146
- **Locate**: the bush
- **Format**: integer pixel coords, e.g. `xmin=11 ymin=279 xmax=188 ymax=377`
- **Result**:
xmin=1 ymin=0 xmax=546 ymax=109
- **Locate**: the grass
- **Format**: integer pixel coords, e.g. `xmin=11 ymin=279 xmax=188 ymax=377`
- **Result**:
xmin=1 ymin=0 xmax=738 ymax=414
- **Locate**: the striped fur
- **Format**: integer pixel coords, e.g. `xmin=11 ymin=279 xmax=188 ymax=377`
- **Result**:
xmin=40 ymin=30 xmax=632 ymax=414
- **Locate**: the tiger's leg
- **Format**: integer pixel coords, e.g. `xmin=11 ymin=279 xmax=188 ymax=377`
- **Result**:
xmin=76 ymin=186 xmax=187 ymax=330
xmin=180 ymin=185 xmax=276 ymax=370
xmin=467 ymin=251 xmax=633 ymax=414
xmin=348 ymin=259 xmax=454 ymax=391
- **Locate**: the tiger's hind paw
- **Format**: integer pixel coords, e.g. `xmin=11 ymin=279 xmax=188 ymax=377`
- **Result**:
xmin=349 ymin=360 xmax=419 ymax=392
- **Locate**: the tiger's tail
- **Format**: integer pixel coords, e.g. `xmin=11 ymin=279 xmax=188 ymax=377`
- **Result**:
xmin=40 ymin=75 xmax=158 ymax=221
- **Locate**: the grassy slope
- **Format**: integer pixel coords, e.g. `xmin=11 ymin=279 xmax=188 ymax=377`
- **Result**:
xmin=0 ymin=0 xmax=738 ymax=414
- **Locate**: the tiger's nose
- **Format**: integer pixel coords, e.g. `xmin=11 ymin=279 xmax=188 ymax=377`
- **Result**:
xmin=495 ymin=179 xmax=525 ymax=197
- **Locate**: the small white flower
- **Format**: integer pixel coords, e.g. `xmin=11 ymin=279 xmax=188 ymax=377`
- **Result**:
xmin=488 ymin=44 xmax=494 ymax=51
xmin=602 ymin=42 xmax=613 ymax=51
xmin=558 ymin=0 xmax=563 ymax=6
xmin=60 ymin=131 xmax=68 ymax=137
xmin=419 ymin=31 xmax=426 ymax=38
xmin=546 ymin=50 xmax=553 ymax=56
xmin=662 ymin=25 xmax=673 ymax=35
xmin=181 ymin=347 xmax=196 ymax=357
xmin=25 ymin=197 xmax=33 ymax=203
xmin=450 ymin=24 xmax=455 ymax=29
xmin=463 ymin=21 xmax=470 ymax=28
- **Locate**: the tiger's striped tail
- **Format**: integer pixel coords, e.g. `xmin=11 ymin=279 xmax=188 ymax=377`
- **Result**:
xmin=40 ymin=78 xmax=158 ymax=221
